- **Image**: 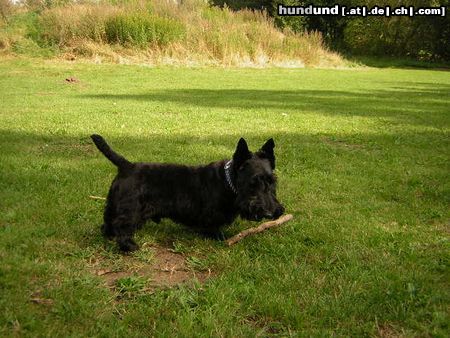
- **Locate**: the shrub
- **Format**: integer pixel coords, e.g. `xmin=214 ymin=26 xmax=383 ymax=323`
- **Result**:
xmin=26 ymin=4 xmax=121 ymax=47
xmin=104 ymin=13 xmax=185 ymax=48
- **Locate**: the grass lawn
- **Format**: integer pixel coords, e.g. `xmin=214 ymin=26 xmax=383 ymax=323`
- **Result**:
xmin=0 ymin=59 xmax=449 ymax=337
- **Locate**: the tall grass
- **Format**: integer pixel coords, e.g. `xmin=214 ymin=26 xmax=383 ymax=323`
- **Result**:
xmin=1 ymin=0 xmax=344 ymax=67
xmin=105 ymin=13 xmax=184 ymax=47
xmin=27 ymin=4 xmax=120 ymax=46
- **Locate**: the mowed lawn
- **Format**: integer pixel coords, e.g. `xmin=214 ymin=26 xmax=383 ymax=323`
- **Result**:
xmin=0 ymin=59 xmax=449 ymax=337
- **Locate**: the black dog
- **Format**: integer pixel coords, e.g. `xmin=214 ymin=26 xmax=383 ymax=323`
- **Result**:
xmin=91 ymin=135 xmax=284 ymax=252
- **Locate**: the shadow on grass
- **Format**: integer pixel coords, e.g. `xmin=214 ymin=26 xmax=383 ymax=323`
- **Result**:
xmin=346 ymin=55 xmax=450 ymax=70
xmin=1 ymin=126 xmax=448 ymax=251
xmin=2 ymin=129 xmax=309 ymax=251
xmin=82 ymin=83 xmax=450 ymax=128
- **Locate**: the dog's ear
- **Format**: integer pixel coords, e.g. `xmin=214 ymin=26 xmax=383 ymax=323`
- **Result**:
xmin=258 ymin=138 xmax=275 ymax=169
xmin=233 ymin=138 xmax=251 ymax=168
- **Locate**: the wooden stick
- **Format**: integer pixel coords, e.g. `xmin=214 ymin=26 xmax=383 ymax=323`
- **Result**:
xmin=226 ymin=214 xmax=293 ymax=246
xmin=89 ymin=195 xmax=106 ymax=201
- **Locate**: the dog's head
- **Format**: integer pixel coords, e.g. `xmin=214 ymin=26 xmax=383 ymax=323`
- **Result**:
xmin=231 ymin=138 xmax=285 ymax=221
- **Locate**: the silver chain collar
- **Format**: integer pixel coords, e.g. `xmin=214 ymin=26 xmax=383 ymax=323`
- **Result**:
xmin=224 ymin=160 xmax=237 ymax=194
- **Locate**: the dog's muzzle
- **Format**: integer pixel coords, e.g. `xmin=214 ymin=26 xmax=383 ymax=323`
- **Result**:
xmin=242 ymin=202 xmax=285 ymax=221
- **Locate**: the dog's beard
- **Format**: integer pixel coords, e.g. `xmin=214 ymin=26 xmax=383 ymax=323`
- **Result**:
xmin=236 ymin=195 xmax=283 ymax=221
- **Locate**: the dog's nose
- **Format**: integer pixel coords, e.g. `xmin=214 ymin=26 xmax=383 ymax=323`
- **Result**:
xmin=273 ymin=205 xmax=285 ymax=219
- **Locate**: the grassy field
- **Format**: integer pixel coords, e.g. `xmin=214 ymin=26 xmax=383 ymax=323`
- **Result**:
xmin=0 ymin=59 xmax=449 ymax=337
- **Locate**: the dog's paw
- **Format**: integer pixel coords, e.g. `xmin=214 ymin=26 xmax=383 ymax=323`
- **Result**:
xmin=201 ymin=230 xmax=226 ymax=241
xmin=118 ymin=239 xmax=139 ymax=252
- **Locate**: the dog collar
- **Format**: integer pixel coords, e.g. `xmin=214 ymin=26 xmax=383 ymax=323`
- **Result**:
xmin=224 ymin=160 xmax=237 ymax=194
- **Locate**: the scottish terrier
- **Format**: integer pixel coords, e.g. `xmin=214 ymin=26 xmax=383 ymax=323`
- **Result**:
xmin=91 ymin=135 xmax=284 ymax=252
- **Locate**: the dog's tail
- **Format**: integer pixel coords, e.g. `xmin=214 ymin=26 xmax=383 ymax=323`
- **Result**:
xmin=91 ymin=134 xmax=133 ymax=170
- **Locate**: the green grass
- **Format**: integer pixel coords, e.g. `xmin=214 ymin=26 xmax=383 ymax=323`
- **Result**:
xmin=0 ymin=58 xmax=449 ymax=336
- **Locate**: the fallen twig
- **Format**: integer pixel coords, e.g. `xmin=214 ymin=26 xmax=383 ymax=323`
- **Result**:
xmin=89 ymin=195 xmax=106 ymax=201
xmin=226 ymin=214 xmax=293 ymax=246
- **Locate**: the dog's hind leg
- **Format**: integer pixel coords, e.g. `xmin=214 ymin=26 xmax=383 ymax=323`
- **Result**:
xmin=101 ymin=223 xmax=115 ymax=240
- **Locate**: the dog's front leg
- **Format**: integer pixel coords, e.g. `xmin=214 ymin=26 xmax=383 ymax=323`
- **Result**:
xmin=112 ymin=215 xmax=139 ymax=252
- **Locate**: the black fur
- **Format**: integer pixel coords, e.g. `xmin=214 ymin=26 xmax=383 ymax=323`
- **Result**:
xmin=91 ymin=134 xmax=284 ymax=252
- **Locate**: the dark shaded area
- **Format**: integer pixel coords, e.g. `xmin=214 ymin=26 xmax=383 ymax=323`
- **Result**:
xmin=82 ymin=83 xmax=450 ymax=128
xmin=1 ymin=125 xmax=448 ymax=230
xmin=347 ymin=56 xmax=450 ymax=70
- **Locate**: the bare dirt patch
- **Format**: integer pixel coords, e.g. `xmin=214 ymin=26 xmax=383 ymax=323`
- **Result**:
xmin=91 ymin=245 xmax=212 ymax=291
xmin=65 ymin=77 xmax=80 ymax=83
xmin=376 ymin=324 xmax=407 ymax=338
